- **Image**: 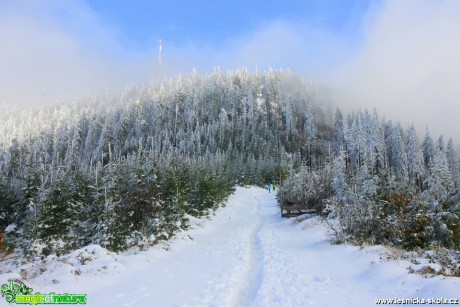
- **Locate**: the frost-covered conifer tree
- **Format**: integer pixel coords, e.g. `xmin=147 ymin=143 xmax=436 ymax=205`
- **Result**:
xmin=422 ymin=128 xmax=435 ymax=168
xmin=389 ymin=124 xmax=408 ymax=184
xmin=304 ymin=101 xmax=317 ymax=168
xmin=406 ymin=125 xmax=424 ymax=189
xmin=437 ymin=135 xmax=445 ymax=153
xmin=331 ymin=150 xmax=347 ymax=203
xmin=426 ymin=150 xmax=455 ymax=208
xmin=333 ymin=108 xmax=345 ymax=153
xmin=446 ymin=138 xmax=458 ymax=190
xmin=369 ymin=110 xmax=386 ymax=175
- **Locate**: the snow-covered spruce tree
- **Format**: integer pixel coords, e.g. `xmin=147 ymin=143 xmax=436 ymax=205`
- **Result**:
xmin=388 ymin=124 xmax=409 ymax=186
xmin=425 ymin=150 xmax=455 ymax=207
xmin=37 ymin=178 xmax=79 ymax=256
xmin=4 ymin=169 xmax=41 ymax=257
xmin=333 ymin=108 xmax=345 ymax=154
xmin=422 ymin=127 xmax=435 ymax=169
xmin=328 ymin=150 xmax=348 ymax=241
xmin=446 ymin=138 xmax=459 ymax=189
xmin=331 ymin=149 xmax=347 ymax=204
xmin=118 ymin=155 xmax=161 ymax=247
xmin=0 ymin=176 xmax=15 ymax=238
xmin=423 ymin=150 xmax=460 ymax=249
xmin=91 ymin=162 xmax=129 ymax=252
xmin=330 ymin=162 xmax=385 ymax=244
xmin=64 ymin=169 xmax=94 ymax=249
xmin=304 ymin=101 xmax=317 ymax=169
xmin=406 ymin=125 xmax=424 ymax=191
xmin=157 ymin=157 xmax=189 ymax=214
xmin=437 ymin=135 xmax=445 ymax=154
xmin=373 ymin=110 xmax=387 ymax=176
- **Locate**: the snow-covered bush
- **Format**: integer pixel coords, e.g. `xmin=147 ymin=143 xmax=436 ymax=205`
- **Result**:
xmin=278 ymin=163 xmax=333 ymax=214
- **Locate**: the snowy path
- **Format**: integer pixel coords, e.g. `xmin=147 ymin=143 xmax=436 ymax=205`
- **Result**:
xmin=6 ymin=187 xmax=459 ymax=306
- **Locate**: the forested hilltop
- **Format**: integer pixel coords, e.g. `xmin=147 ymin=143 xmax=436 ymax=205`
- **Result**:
xmin=0 ymin=69 xmax=459 ymax=260
xmin=0 ymin=69 xmax=329 ymax=256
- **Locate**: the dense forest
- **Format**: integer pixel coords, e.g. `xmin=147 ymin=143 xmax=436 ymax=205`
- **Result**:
xmin=0 ymin=69 xmax=459 ymax=259
xmin=279 ymin=111 xmax=460 ymax=251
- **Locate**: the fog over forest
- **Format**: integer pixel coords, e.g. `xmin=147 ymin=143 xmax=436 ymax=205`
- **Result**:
xmin=1 ymin=0 xmax=459 ymax=143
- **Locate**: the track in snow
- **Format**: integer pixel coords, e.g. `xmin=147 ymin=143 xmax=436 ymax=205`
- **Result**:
xmin=206 ymin=194 xmax=265 ymax=307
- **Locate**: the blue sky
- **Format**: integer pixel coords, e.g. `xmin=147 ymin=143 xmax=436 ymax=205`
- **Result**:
xmin=77 ymin=0 xmax=378 ymax=76
xmin=85 ymin=0 xmax=373 ymax=49
xmin=1 ymin=0 xmax=460 ymax=142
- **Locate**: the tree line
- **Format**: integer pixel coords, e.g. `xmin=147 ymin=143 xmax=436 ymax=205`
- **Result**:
xmin=0 ymin=69 xmax=327 ymax=256
xmin=0 ymin=68 xmax=458 ymax=258
xmin=279 ymin=107 xmax=460 ymax=251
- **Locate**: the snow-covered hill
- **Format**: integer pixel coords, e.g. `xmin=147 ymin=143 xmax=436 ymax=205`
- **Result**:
xmin=1 ymin=187 xmax=459 ymax=306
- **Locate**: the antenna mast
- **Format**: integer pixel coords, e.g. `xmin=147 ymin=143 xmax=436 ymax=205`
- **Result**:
xmin=159 ymin=39 xmax=163 ymax=64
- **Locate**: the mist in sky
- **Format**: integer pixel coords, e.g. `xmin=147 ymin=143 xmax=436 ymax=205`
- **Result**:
xmin=338 ymin=0 xmax=460 ymax=143
xmin=0 ymin=1 xmax=153 ymax=108
xmin=0 ymin=0 xmax=458 ymax=142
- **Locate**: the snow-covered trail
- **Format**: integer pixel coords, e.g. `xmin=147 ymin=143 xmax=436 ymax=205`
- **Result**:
xmin=7 ymin=187 xmax=459 ymax=306
xmin=86 ymin=188 xmax=273 ymax=307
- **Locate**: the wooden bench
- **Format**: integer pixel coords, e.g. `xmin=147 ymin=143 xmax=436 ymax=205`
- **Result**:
xmin=281 ymin=200 xmax=316 ymax=218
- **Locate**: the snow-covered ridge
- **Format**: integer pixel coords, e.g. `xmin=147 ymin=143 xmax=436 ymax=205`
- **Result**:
xmin=1 ymin=187 xmax=458 ymax=306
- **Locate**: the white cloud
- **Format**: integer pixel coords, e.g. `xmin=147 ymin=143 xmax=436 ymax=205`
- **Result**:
xmin=338 ymin=0 xmax=460 ymax=142
xmin=162 ymin=19 xmax=354 ymax=83
xmin=0 ymin=1 xmax=153 ymax=108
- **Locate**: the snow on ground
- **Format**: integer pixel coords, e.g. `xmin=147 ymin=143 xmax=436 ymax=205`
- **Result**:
xmin=1 ymin=187 xmax=459 ymax=306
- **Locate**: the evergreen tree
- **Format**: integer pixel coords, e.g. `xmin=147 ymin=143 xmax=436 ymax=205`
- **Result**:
xmin=446 ymin=138 xmax=458 ymax=190
xmin=425 ymin=151 xmax=455 ymax=208
xmin=422 ymin=128 xmax=435 ymax=168
xmin=331 ymin=150 xmax=347 ymax=204
xmin=333 ymin=108 xmax=345 ymax=153
xmin=437 ymin=135 xmax=445 ymax=153
xmin=304 ymin=101 xmax=317 ymax=168
xmin=389 ymin=124 xmax=408 ymax=184
xmin=406 ymin=125 xmax=424 ymax=190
